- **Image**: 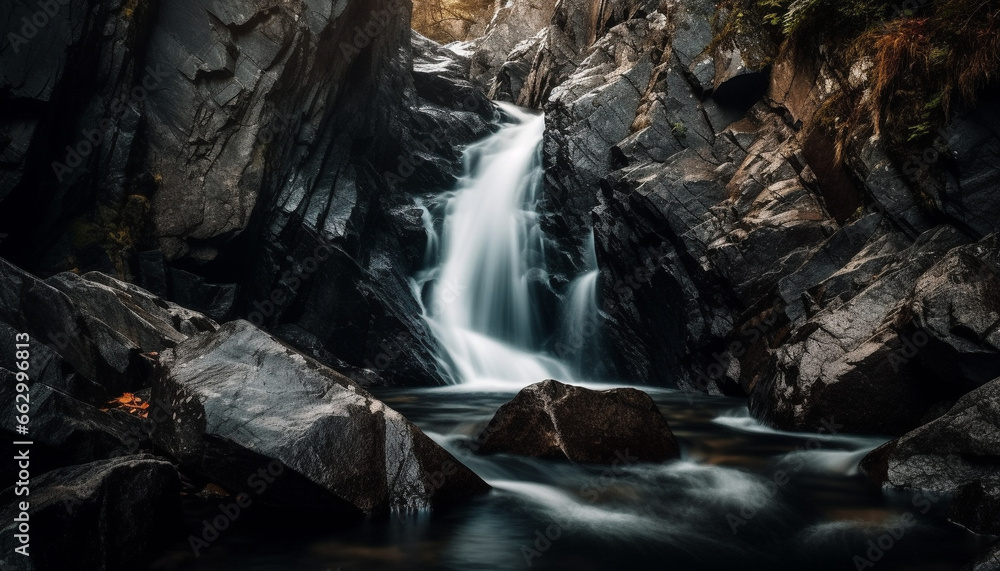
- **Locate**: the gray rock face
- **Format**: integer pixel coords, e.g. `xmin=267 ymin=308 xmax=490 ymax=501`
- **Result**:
xmin=752 ymin=229 xmax=1000 ymax=434
xmin=469 ymin=0 xmax=557 ymax=88
xmin=0 ymin=258 xmax=217 ymax=403
xmin=152 ymin=320 xmax=490 ymax=513
xmin=478 ymin=379 xmax=679 ymax=463
xmin=0 ymin=0 xmax=501 ymax=387
xmin=484 ymin=0 xmax=1000 ymax=435
xmin=0 ymin=455 xmax=181 ymax=571
xmin=860 ymin=376 xmax=1000 ymax=558
xmin=882 ymin=377 xmax=1000 ymax=494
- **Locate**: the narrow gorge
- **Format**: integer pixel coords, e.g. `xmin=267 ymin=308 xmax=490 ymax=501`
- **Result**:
xmin=1 ymin=0 xmax=999 ymax=569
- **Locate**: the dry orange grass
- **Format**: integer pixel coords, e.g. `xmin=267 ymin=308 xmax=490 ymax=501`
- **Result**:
xmin=853 ymin=0 xmax=1000 ymax=141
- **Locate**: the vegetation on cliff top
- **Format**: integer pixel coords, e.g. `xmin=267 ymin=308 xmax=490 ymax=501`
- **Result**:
xmin=726 ymin=0 xmax=999 ymax=147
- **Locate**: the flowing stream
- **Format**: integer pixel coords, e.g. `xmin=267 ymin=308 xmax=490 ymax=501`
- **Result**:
xmin=152 ymin=105 xmax=984 ymax=571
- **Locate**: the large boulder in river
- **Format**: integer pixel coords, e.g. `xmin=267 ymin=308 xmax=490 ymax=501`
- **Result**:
xmin=0 ymin=455 xmax=181 ymax=571
xmin=152 ymin=320 xmax=489 ymax=514
xmin=478 ymin=380 xmax=679 ymax=463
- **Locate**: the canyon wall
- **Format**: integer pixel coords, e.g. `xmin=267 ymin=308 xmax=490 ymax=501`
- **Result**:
xmin=0 ymin=0 xmax=498 ymax=385
xmin=477 ymin=0 xmax=1000 ymax=437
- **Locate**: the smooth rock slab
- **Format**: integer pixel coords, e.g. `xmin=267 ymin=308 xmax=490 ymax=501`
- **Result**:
xmin=478 ymin=380 xmax=680 ymax=464
xmin=152 ymin=320 xmax=489 ymax=514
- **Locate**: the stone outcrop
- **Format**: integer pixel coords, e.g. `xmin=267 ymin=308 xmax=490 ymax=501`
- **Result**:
xmin=0 ymin=0 xmax=501 ymax=386
xmin=478 ymin=379 xmax=679 ymax=463
xmin=0 ymin=258 xmax=217 ymax=404
xmin=152 ymin=320 xmax=490 ymax=513
xmin=477 ymin=0 xmax=1000 ymax=436
xmin=861 ymin=377 xmax=1000 ymax=566
xmin=0 ymin=455 xmax=181 ymax=571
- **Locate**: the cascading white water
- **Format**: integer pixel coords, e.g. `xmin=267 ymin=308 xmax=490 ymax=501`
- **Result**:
xmin=412 ymin=103 xmax=577 ymax=388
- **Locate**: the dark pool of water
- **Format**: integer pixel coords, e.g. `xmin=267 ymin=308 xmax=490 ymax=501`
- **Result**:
xmin=150 ymin=386 xmax=990 ymax=570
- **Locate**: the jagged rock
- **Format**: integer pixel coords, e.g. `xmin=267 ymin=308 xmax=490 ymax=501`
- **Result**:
xmin=489 ymin=0 xmax=1000 ymax=437
xmin=877 ymin=376 xmax=1000 ymax=493
xmin=0 ymin=455 xmax=181 ymax=571
xmin=0 ymin=0 xmax=500 ymax=387
xmin=0 ymin=258 xmax=217 ymax=403
xmin=753 ymin=231 xmax=1000 ymax=434
xmin=469 ymin=0 xmax=558 ymax=88
xmin=478 ymin=379 xmax=679 ymax=463
xmin=860 ymin=376 xmax=1000 ymax=557
xmin=941 ymin=94 xmax=1000 ymax=238
xmin=152 ymin=320 xmax=490 ymax=514
xmin=0 ymin=368 xmax=145 ymax=474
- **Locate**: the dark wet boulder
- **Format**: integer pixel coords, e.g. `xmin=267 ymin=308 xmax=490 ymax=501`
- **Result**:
xmin=0 ymin=455 xmax=181 ymax=571
xmin=879 ymin=377 xmax=1000 ymax=493
xmin=152 ymin=320 xmax=489 ymax=514
xmin=752 ymin=229 xmax=1000 ymax=435
xmin=0 ymin=368 xmax=145 ymax=474
xmin=0 ymin=258 xmax=217 ymax=404
xmin=861 ymin=377 xmax=1000 ymax=543
xmin=478 ymin=380 xmax=679 ymax=464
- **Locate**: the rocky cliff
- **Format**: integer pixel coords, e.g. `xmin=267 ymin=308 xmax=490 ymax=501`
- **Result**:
xmin=475 ymin=0 xmax=1000 ymax=439
xmin=0 ymin=0 xmax=498 ymax=386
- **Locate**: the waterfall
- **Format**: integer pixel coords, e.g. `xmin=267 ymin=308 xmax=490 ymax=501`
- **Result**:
xmin=412 ymin=102 xmax=576 ymax=388
xmin=557 ymin=230 xmax=601 ymax=375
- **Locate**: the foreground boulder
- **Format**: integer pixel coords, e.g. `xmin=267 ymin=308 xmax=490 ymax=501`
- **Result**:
xmin=875 ymin=376 xmax=1000 ymax=495
xmin=0 ymin=258 xmax=217 ymax=404
xmin=0 ymin=455 xmax=181 ymax=571
xmin=861 ymin=377 xmax=1000 ymax=547
xmin=478 ymin=380 xmax=679 ymax=463
xmin=0 ymin=369 xmax=145 ymax=474
xmin=152 ymin=321 xmax=489 ymax=514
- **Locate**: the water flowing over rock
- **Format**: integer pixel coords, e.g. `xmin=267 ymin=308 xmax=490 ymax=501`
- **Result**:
xmin=411 ymin=103 xmax=578 ymax=387
xmin=152 ymin=320 xmax=490 ymax=513
xmin=478 ymin=379 xmax=680 ymax=463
